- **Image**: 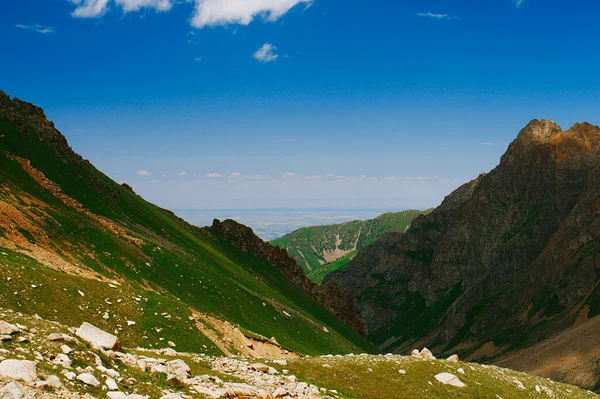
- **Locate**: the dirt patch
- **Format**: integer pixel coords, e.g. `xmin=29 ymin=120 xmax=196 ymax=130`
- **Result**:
xmin=190 ymin=309 xmax=300 ymax=359
xmin=11 ymin=155 xmax=144 ymax=247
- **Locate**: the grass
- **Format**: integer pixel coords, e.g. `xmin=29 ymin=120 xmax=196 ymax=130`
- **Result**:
xmin=270 ymin=355 xmax=598 ymax=399
xmin=307 ymin=251 xmax=356 ymax=283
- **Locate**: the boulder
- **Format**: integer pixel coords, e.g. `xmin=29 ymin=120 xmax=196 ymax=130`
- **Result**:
xmin=0 ymin=381 xmax=24 ymax=399
xmin=166 ymin=359 xmax=191 ymax=379
xmin=160 ymin=394 xmax=184 ymax=399
xmin=0 ymin=336 xmax=12 ymax=342
xmin=46 ymin=333 xmax=77 ymax=344
xmin=0 ymin=322 xmax=19 ymax=336
xmin=76 ymin=373 xmax=100 ymax=387
xmin=76 ymin=323 xmax=120 ymax=350
xmin=435 ymin=373 xmax=466 ymax=388
xmin=193 ymin=386 xmax=219 ymax=398
xmin=419 ymin=348 xmax=436 ymax=360
xmin=446 ymin=354 xmax=459 ymax=362
xmin=106 ymin=377 xmax=119 ymax=391
xmin=0 ymin=360 xmax=37 ymax=383
xmin=107 ymin=393 xmax=128 ymax=399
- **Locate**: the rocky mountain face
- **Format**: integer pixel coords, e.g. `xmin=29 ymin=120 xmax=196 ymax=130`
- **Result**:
xmin=323 ymin=120 xmax=600 ymax=383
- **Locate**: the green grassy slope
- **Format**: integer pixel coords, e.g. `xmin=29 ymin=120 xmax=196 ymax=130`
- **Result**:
xmin=271 ymin=210 xmax=430 ymax=279
xmin=0 ymin=92 xmax=376 ymax=356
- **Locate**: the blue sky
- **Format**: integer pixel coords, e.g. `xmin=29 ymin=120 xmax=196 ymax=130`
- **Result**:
xmin=2 ymin=0 xmax=600 ymax=210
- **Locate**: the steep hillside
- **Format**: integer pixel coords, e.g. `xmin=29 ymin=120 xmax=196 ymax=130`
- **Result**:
xmin=0 ymin=90 xmax=375 ymax=357
xmin=323 ymin=120 xmax=600 ymax=390
xmin=271 ymin=210 xmax=428 ymax=281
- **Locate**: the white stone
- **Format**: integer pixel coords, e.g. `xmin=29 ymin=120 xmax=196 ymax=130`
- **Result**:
xmin=160 ymin=394 xmax=184 ymax=399
xmin=53 ymin=354 xmax=71 ymax=368
xmin=399 ymin=369 xmax=406 ymax=375
xmin=77 ymin=373 xmax=101 ymax=387
xmin=107 ymin=392 xmax=128 ymax=399
xmin=0 ymin=381 xmax=24 ymax=399
xmin=105 ymin=377 xmax=119 ymax=391
xmin=64 ymin=372 xmax=77 ymax=380
xmin=0 ymin=322 xmax=20 ymax=335
xmin=76 ymin=323 xmax=120 ymax=350
xmin=447 ymin=354 xmax=459 ymax=362
xmin=0 ymin=360 xmax=37 ymax=383
xmin=457 ymin=368 xmax=465 ymax=375
xmin=435 ymin=373 xmax=466 ymax=388
xmin=419 ymin=348 xmax=436 ymax=360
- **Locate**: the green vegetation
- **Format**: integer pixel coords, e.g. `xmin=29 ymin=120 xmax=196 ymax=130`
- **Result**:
xmin=271 ymin=355 xmax=597 ymax=399
xmin=271 ymin=210 xmax=430 ymax=280
xmin=307 ymin=251 xmax=356 ymax=283
xmin=0 ymin=101 xmax=375 ymax=356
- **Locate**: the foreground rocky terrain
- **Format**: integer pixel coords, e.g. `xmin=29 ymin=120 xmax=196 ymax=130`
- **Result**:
xmin=323 ymin=120 xmax=600 ymax=390
xmin=1 ymin=309 xmax=597 ymax=399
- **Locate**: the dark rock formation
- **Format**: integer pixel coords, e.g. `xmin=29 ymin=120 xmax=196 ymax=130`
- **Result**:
xmin=323 ymin=120 xmax=600 ymax=358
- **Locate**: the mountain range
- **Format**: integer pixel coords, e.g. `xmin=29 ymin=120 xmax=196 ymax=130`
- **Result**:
xmin=1 ymin=90 xmax=599 ymax=397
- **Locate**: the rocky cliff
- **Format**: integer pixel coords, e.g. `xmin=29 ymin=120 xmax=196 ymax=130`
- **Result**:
xmin=323 ymin=120 xmax=600 ymax=369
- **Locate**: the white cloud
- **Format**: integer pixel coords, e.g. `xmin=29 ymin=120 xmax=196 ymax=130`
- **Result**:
xmin=253 ymin=43 xmax=278 ymax=63
xmin=229 ymin=172 xmax=242 ymax=178
xmin=282 ymin=172 xmax=295 ymax=178
xmin=205 ymin=173 xmax=223 ymax=178
xmin=513 ymin=0 xmax=526 ymax=7
xmin=136 ymin=170 xmax=151 ymax=176
xmin=305 ymin=175 xmax=322 ymax=180
xmin=385 ymin=176 xmax=397 ymax=181
xmin=194 ymin=56 xmax=203 ymax=62
xmin=177 ymin=171 xmax=187 ymax=176
xmin=191 ymin=0 xmax=312 ymax=28
xmin=14 ymin=24 xmax=56 ymax=34
xmin=416 ymin=12 xmax=457 ymax=20
xmin=70 ymin=0 xmax=172 ymax=18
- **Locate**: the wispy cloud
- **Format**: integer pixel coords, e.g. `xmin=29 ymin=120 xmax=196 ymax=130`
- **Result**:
xmin=14 ymin=24 xmax=55 ymax=34
xmin=229 ymin=172 xmax=242 ymax=178
xmin=253 ymin=43 xmax=278 ymax=63
xmin=305 ymin=175 xmax=322 ymax=180
xmin=136 ymin=170 xmax=151 ymax=176
xmin=282 ymin=172 xmax=295 ymax=178
xmin=70 ymin=0 xmax=172 ymax=18
xmin=191 ymin=0 xmax=312 ymax=28
xmin=177 ymin=171 xmax=187 ymax=176
xmin=513 ymin=0 xmax=526 ymax=7
xmin=205 ymin=173 xmax=223 ymax=178
xmin=416 ymin=12 xmax=458 ymax=20
xmin=194 ymin=56 xmax=203 ymax=62
xmin=385 ymin=176 xmax=397 ymax=181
